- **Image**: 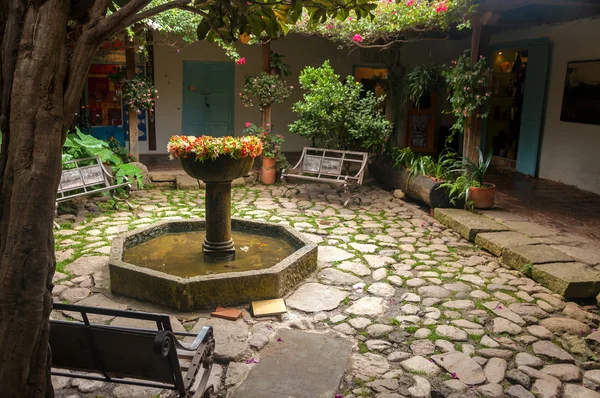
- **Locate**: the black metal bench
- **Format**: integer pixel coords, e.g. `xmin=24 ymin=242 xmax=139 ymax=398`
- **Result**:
xmin=50 ymin=303 xmax=215 ymax=398
xmin=281 ymin=147 xmax=369 ymax=207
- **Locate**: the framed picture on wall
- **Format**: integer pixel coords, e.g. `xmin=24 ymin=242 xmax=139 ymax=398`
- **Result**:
xmin=560 ymin=59 xmax=600 ymax=125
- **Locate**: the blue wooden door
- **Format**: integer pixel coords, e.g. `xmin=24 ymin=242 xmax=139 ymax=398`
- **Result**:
xmin=516 ymin=43 xmax=550 ymax=176
xmin=182 ymin=61 xmax=234 ymax=136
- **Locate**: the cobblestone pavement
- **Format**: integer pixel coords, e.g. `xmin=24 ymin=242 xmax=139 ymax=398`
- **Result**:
xmin=52 ymin=184 xmax=600 ymax=398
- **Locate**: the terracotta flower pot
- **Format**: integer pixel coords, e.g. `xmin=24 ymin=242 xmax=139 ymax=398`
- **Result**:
xmin=469 ymin=183 xmax=496 ymax=209
xmin=261 ymin=156 xmax=277 ymax=185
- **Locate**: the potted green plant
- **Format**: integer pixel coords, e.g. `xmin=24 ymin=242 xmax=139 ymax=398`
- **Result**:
xmin=270 ymin=52 xmax=291 ymax=77
xmin=441 ymin=148 xmax=495 ymax=209
xmin=243 ymin=122 xmax=286 ymax=185
xmin=463 ymin=148 xmax=495 ymax=209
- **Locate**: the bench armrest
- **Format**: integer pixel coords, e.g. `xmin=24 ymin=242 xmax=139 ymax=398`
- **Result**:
xmin=173 ymin=326 xmax=213 ymax=352
xmin=353 ymin=157 xmax=369 ymax=185
xmin=282 ymin=149 xmax=307 ymax=175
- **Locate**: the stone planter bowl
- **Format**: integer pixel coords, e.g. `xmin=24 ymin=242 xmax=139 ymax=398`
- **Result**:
xmin=180 ymin=156 xmax=254 ymax=182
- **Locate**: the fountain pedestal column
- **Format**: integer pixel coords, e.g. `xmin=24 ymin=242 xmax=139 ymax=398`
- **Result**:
xmin=203 ymin=180 xmax=235 ymax=259
xmin=180 ymin=155 xmax=254 ymax=261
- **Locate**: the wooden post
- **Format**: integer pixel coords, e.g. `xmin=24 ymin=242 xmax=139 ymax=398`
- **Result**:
xmin=146 ymin=30 xmax=157 ymax=151
xmin=462 ymin=16 xmax=489 ymax=164
xmin=125 ymin=42 xmax=139 ymax=161
xmin=261 ymin=41 xmax=272 ymax=130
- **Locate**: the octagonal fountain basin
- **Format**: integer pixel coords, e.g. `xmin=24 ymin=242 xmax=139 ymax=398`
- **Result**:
xmin=109 ymin=219 xmax=317 ymax=311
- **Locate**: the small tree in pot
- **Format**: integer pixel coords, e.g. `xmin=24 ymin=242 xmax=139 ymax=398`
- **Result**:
xmin=243 ymin=122 xmax=286 ymax=185
xmin=289 ymin=61 xmax=391 ymax=152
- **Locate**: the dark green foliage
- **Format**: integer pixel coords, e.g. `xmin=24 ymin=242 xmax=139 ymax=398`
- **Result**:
xmin=289 ymin=61 xmax=392 ymax=152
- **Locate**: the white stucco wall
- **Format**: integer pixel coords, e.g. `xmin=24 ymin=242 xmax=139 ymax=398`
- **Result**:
xmin=146 ymin=19 xmax=600 ymax=194
xmin=490 ymin=18 xmax=600 ymax=194
xmin=144 ymin=34 xmax=365 ymax=154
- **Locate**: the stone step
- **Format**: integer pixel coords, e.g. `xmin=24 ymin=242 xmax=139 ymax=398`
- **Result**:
xmin=435 ymin=208 xmax=509 ymax=241
xmin=532 ymin=262 xmax=600 ymax=298
xmin=475 ymin=231 xmax=540 ymax=257
xmin=434 ymin=208 xmax=600 ymax=299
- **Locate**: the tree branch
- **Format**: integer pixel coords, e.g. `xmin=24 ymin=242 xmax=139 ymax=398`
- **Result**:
xmin=64 ymin=0 xmax=196 ymax=120
xmin=90 ymin=0 xmax=110 ymax=20
xmin=175 ymin=5 xmax=228 ymax=41
xmin=90 ymin=0 xmax=153 ymax=40
xmin=91 ymin=0 xmax=190 ymax=40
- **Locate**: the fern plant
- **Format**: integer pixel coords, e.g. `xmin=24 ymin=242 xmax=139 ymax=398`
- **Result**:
xmin=406 ymin=65 xmax=443 ymax=105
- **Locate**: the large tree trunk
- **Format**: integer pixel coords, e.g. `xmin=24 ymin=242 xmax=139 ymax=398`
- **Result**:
xmin=0 ymin=0 xmax=70 ymax=395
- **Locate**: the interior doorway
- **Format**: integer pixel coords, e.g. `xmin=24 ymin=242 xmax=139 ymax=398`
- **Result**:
xmin=485 ymin=49 xmax=528 ymax=168
xmin=482 ymin=39 xmax=550 ymax=176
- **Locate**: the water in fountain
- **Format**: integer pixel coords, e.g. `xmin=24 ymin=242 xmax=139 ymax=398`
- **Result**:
xmin=123 ymin=230 xmax=294 ymax=278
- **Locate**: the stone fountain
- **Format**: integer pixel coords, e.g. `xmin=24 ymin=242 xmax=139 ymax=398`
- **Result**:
xmin=109 ymin=150 xmax=317 ymax=310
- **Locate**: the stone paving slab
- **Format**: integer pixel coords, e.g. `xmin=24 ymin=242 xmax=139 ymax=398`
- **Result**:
xmin=502 ymin=244 xmax=576 ymax=270
xmin=552 ymin=244 xmax=600 ymax=266
xmin=501 ymin=221 xmax=562 ymax=237
xmin=233 ymin=329 xmax=352 ymax=398
xmin=475 ymin=231 xmax=540 ymax=256
xmin=532 ymin=262 xmax=600 ymax=298
xmin=149 ymin=172 xmax=177 ymax=182
xmin=434 ymin=208 xmax=509 ymax=241
xmin=479 ymin=209 xmax=530 ymax=223
xmin=175 ymin=175 xmax=201 ymax=189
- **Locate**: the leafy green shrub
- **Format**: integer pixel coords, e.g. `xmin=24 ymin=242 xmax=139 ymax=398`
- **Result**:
xmin=62 ymin=128 xmax=144 ymax=188
xmin=289 ymin=61 xmax=392 ymax=152
xmin=113 ymin=163 xmax=144 ymax=187
xmin=240 ymin=73 xmax=293 ymax=111
xmin=442 ymin=52 xmax=492 ymax=139
xmin=108 ymin=137 xmax=134 ymax=163
xmin=63 ymin=128 xmax=121 ymax=166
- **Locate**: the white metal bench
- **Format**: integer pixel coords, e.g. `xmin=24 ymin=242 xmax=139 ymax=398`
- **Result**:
xmin=280 ymin=147 xmax=369 ymax=207
xmin=55 ymin=156 xmax=132 ymax=226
